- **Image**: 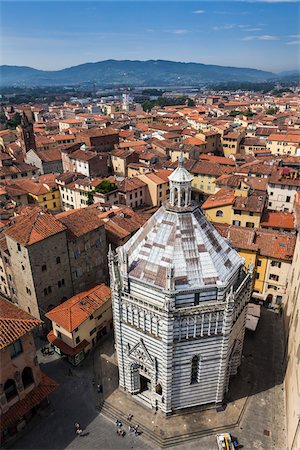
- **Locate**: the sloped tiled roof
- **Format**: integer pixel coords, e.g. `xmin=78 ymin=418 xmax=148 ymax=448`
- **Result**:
xmin=202 ymin=188 xmax=235 ymax=210
xmin=0 ymin=372 xmax=57 ymax=431
xmin=4 ymin=209 xmax=66 ymax=245
xmin=57 ymin=207 xmax=104 ymax=239
xmin=118 ymin=177 xmax=146 ymax=192
xmin=260 ymin=210 xmax=295 ymax=230
xmin=0 ymin=297 xmax=41 ymax=349
xmin=46 ymin=284 xmax=111 ymax=332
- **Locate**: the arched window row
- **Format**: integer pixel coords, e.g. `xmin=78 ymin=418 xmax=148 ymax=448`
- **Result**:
xmin=4 ymin=367 xmax=34 ymax=402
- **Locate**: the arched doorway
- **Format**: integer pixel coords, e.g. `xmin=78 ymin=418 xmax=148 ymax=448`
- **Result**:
xmin=266 ymin=294 xmax=273 ymax=307
xmin=22 ymin=367 xmax=34 ymax=388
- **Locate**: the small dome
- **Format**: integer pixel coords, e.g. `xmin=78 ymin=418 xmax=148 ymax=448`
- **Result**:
xmin=168 ymin=166 xmax=193 ymax=183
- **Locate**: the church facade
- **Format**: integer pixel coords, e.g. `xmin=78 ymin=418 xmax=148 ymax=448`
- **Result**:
xmin=109 ymin=152 xmax=253 ymax=414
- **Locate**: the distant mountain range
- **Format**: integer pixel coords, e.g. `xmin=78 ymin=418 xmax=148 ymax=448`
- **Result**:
xmin=0 ymin=59 xmax=283 ymax=87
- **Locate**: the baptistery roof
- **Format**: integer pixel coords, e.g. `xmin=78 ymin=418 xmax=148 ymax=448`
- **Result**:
xmin=119 ymin=204 xmax=243 ymax=290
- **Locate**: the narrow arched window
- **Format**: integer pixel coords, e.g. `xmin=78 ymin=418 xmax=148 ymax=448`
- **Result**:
xmin=4 ymin=379 xmax=18 ymax=402
xmin=191 ymin=355 xmax=199 ymax=384
xmin=22 ymin=367 xmax=34 ymax=388
xmin=216 ymin=210 xmax=223 ymax=217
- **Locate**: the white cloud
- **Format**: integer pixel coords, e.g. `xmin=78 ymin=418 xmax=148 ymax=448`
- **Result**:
xmin=286 ymin=40 xmax=300 ymax=45
xmin=170 ymin=29 xmax=189 ymax=35
xmin=242 ymin=35 xmax=279 ymax=41
xmin=289 ymin=34 xmax=300 ymax=38
xmin=193 ymin=10 xmax=205 ymax=14
xmin=212 ymin=24 xmax=235 ymax=31
xmin=212 ymin=24 xmax=261 ymax=31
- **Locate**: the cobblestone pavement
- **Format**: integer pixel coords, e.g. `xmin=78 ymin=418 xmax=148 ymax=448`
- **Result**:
xmin=12 ymin=308 xmax=286 ymax=450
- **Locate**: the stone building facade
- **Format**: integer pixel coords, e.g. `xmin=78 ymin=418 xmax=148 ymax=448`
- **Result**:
xmin=2 ymin=208 xmax=108 ymax=319
xmin=4 ymin=212 xmax=73 ymax=319
xmin=284 ymin=193 xmax=300 ymax=450
xmin=110 ymin=152 xmax=252 ymax=414
xmin=0 ymin=297 xmax=56 ymax=444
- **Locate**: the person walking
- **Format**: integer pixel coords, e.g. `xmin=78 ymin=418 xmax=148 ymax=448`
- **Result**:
xmin=74 ymin=423 xmax=82 ymax=435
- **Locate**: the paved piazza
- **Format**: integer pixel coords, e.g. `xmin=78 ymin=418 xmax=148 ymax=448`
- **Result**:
xmin=11 ymin=308 xmax=286 ymax=450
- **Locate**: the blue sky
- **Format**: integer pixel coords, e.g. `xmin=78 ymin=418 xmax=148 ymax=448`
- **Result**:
xmin=1 ymin=1 xmax=299 ymax=73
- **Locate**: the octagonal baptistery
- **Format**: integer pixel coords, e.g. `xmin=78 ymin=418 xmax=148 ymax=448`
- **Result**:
xmin=109 ymin=154 xmax=253 ymax=414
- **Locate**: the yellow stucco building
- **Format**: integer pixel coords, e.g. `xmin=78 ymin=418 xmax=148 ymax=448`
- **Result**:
xmin=214 ymin=223 xmax=296 ymax=305
xmin=13 ymin=175 xmax=61 ymax=211
xmin=202 ymin=188 xmax=266 ymax=229
xmin=46 ymin=284 xmax=112 ymax=366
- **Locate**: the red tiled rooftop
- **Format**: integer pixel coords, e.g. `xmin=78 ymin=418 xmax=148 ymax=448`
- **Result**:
xmin=0 ymin=296 xmax=41 ymax=349
xmin=0 ymin=372 xmax=58 ymax=431
xmin=260 ymin=210 xmax=295 ymax=230
xmin=56 ymin=207 xmax=104 ymax=238
xmin=46 ymin=284 xmax=111 ymax=332
xmin=4 ymin=210 xmax=66 ymax=246
xmin=202 ymin=188 xmax=235 ymax=210
xmin=118 ymin=177 xmax=146 ymax=192
xmin=200 ymin=154 xmax=235 ymax=166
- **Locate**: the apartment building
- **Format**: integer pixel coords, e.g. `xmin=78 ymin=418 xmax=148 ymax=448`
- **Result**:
xmin=215 ymin=224 xmax=296 ymax=305
xmin=11 ymin=175 xmax=61 ymax=212
xmin=267 ymin=169 xmax=300 ymax=212
xmin=266 ymin=133 xmax=300 ymax=156
xmin=75 ymin=128 xmax=119 ymax=151
xmin=190 ymin=160 xmax=233 ymax=198
xmin=46 ymin=284 xmax=111 ymax=366
xmin=202 ymin=189 xmax=266 ymax=228
xmin=1 ymin=206 xmax=108 ymax=319
xmin=25 ymin=148 xmax=63 ymax=174
xmin=138 ymin=169 xmax=171 ymax=207
xmin=111 ymin=149 xmax=139 ymax=177
xmin=0 ymin=161 xmax=37 ymax=182
xmin=62 ymin=145 xmax=109 ymax=178
xmin=117 ymin=177 xmax=147 ymax=209
xmin=222 ymin=129 xmax=246 ymax=157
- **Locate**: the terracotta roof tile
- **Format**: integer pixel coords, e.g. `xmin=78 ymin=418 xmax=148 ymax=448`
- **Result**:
xmin=255 ymin=229 xmax=296 ymax=260
xmin=46 ymin=284 xmax=111 ymax=332
xmin=260 ymin=210 xmax=295 ymax=229
xmin=4 ymin=210 xmax=66 ymax=245
xmin=0 ymin=372 xmax=58 ymax=431
xmin=118 ymin=177 xmax=146 ymax=192
xmin=234 ymin=194 xmax=266 ymax=213
xmin=0 ymin=297 xmax=41 ymax=349
xmin=56 ymin=207 xmax=104 ymax=238
xmin=202 ymin=188 xmax=235 ymax=210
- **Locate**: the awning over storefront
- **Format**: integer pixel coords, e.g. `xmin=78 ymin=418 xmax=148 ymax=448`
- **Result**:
xmin=47 ymin=330 xmax=89 ymax=356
